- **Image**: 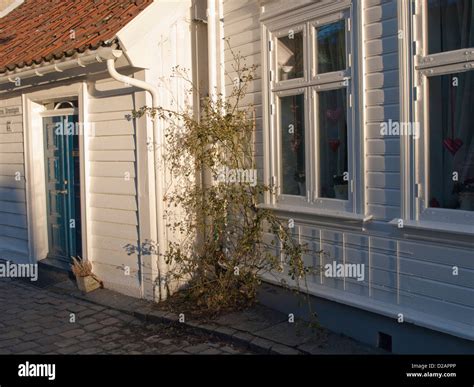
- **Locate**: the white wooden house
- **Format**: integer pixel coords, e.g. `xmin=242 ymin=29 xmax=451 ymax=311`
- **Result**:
xmin=0 ymin=0 xmax=196 ymax=301
xmin=0 ymin=0 xmax=473 ymax=353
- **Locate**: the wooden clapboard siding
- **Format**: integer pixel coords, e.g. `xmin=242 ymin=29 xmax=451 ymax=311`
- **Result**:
xmin=90 ymin=162 xmax=136 ymax=178
xmin=91 ymin=221 xmax=138 ymax=241
xmin=0 ymin=97 xmax=28 ymax=255
xmin=87 ymin=76 xmax=140 ymax=296
xmin=92 ymin=235 xmax=138 ymax=253
xmin=288 ymin=222 xmax=474 ymax=326
xmin=91 ymin=119 xmax=135 ymax=136
xmin=0 ymin=212 xmax=27 ymax=228
xmin=89 ymin=193 xmax=137 ymax=211
xmin=364 ymin=0 xmax=400 ymax=220
xmin=0 ymin=224 xmax=28 ymax=240
xmin=223 ymin=0 xmax=263 ymax=177
xmin=90 ymin=253 xmax=141 ymax=298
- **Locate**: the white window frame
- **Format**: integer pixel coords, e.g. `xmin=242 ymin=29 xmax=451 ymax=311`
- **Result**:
xmin=272 ymin=25 xmax=308 ymax=89
xmin=309 ymin=10 xmax=351 ymax=84
xmin=409 ymin=0 xmax=474 ymax=226
xmin=264 ymin=1 xmax=358 ymax=214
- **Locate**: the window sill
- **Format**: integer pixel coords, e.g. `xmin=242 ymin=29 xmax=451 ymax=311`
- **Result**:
xmin=389 ymin=219 xmax=474 ymax=242
xmin=259 ymin=203 xmax=372 ymax=229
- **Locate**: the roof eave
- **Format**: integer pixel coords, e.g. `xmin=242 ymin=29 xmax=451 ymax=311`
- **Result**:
xmin=0 ymin=46 xmax=120 ymax=85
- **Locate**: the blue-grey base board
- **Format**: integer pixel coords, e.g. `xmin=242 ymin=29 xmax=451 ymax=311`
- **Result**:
xmin=258 ymin=283 xmax=474 ymax=354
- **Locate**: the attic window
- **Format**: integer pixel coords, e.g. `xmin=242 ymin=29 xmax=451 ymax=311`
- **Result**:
xmin=54 ymin=101 xmax=77 ymax=110
xmin=43 ymin=99 xmax=78 ymax=110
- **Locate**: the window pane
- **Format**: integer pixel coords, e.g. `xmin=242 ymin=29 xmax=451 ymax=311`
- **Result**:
xmin=316 ymin=20 xmax=346 ymax=73
xmin=280 ymin=94 xmax=306 ymax=196
xmin=277 ymin=31 xmax=304 ymax=81
xmin=318 ymin=89 xmax=348 ymax=200
xmin=428 ymin=0 xmax=474 ymax=54
xmin=428 ymin=71 xmax=474 ymax=211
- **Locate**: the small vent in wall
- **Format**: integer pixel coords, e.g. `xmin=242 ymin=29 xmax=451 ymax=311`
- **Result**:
xmin=377 ymin=332 xmax=392 ymax=352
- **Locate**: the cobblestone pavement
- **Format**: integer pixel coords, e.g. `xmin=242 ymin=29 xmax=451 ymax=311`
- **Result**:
xmin=0 ymin=279 xmax=253 ymax=355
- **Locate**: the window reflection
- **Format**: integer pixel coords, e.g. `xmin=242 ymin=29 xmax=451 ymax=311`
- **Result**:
xmin=429 ymin=71 xmax=474 ymax=211
xmin=318 ymin=89 xmax=348 ymax=200
xmin=428 ymin=0 xmax=474 ymax=54
xmin=316 ymin=20 xmax=346 ymax=74
xmin=280 ymin=94 xmax=306 ymax=196
xmin=277 ymin=32 xmax=304 ymax=81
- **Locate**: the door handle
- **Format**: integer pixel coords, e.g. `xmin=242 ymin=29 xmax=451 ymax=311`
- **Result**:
xmin=54 ymin=189 xmax=68 ymax=194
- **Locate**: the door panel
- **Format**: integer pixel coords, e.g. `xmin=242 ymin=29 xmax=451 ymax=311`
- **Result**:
xmin=43 ymin=115 xmax=82 ymax=263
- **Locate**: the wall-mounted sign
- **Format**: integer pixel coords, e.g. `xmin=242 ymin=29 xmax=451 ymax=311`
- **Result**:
xmin=0 ymin=106 xmax=21 ymax=117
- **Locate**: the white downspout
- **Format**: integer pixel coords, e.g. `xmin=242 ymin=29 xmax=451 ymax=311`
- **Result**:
xmin=207 ymin=0 xmax=218 ymax=102
xmin=98 ymin=48 xmax=167 ymax=301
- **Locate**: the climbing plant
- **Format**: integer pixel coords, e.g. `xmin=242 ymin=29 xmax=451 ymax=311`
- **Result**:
xmin=133 ymin=47 xmax=318 ymax=315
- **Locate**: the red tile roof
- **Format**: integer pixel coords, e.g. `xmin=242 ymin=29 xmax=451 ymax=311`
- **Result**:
xmin=0 ymin=0 xmax=153 ymax=73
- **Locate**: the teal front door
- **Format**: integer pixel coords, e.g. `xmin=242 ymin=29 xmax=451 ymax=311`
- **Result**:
xmin=44 ymin=115 xmax=82 ymax=265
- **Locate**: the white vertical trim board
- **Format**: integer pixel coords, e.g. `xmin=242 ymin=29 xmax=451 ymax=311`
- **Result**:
xmin=79 ymin=82 xmax=92 ymax=261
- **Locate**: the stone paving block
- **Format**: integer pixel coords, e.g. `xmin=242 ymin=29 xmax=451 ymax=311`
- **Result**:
xmin=116 ymin=314 xmax=135 ymax=324
xmin=212 ymin=325 xmax=238 ymax=339
xmin=96 ymin=326 xmax=120 ymax=336
xmin=220 ymin=345 xmax=242 ymax=354
xmin=249 ymin=337 xmax=274 ymax=353
xmin=5 ymin=307 xmax=24 ymax=315
xmin=271 ymin=344 xmax=301 ymax=355
xmin=100 ymin=317 xmax=121 ymax=326
xmin=36 ymin=335 xmax=61 ymax=346
xmin=59 ymin=328 xmax=86 ymax=338
xmin=76 ymin=309 xmax=98 ymax=318
xmin=77 ymin=347 xmax=101 ymax=355
xmin=215 ymin=305 xmax=286 ymax=333
xmin=16 ymin=321 xmax=38 ymax=329
xmin=76 ymin=317 xmax=97 ymax=326
xmin=154 ymin=345 xmax=181 ymax=354
xmin=23 ymin=325 xmax=43 ymax=334
xmin=122 ymin=343 xmax=143 ymax=352
xmin=98 ymin=333 xmax=125 ymax=343
xmin=200 ymin=348 xmax=223 ymax=355
xmin=100 ymin=342 xmax=122 ymax=352
xmin=144 ymin=335 xmax=162 ymax=344
xmin=231 ymin=331 xmax=254 ymax=346
xmin=184 ymin=343 xmax=211 ymax=354
xmin=83 ymin=323 xmax=103 ymax=332
xmin=57 ymin=345 xmax=83 ymax=355
xmin=145 ymin=309 xmax=168 ymax=323
xmin=75 ymin=333 xmax=99 ymax=342
xmin=45 ymin=327 xmax=70 ymax=336
xmin=253 ymin=322 xmax=313 ymax=347
xmin=22 ymin=332 xmax=46 ymax=342
xmin=10 ymin=341 xmax=40 ymax=353
xmin=0 ymin=330 xmax=24 ymax=340
xmin=54 ymin=338 xmax=79 ymax=348
xmin=103 ymin=309 xmax=123 ymax=317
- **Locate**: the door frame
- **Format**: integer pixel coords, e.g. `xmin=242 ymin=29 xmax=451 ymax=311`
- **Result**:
xmin=23 ymin=82 xmax=91 ymax=265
